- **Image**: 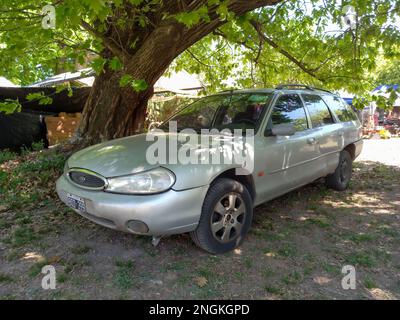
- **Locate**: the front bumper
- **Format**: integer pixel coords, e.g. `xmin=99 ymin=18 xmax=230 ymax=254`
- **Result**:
xmin=56 ymin=175 xmax=208 ymax=236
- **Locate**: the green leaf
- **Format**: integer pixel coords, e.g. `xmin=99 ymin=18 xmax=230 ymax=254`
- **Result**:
xmin=174 ymin=6 xmax=209 ymax=27
xmin=91 ymin=57 xmax=106 ymax=74
xmin=109 ymin=57 xmax=123 ymax=71
xmin=119 ymin=75 xmax=148 ymax=92
xmin=119 ymin=74 xmax=134 ymax=87
xmin=216 ymin=1 xmax=230 ymax=20
xmin=131 ymin=79 xmax=148 ymax=92
xmin=86 ymin=0 xmax=106 ymax=13
xmin=26 ymin=92 xmax=53 ymax=105
xmin=67 ymin=87 xmax=74 ymax=97
xmin=0 ymin=99 xmax=21 ymax=114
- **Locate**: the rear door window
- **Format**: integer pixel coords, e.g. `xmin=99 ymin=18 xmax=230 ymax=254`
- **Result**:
xmin=302 ymin=94 xmax=334 ymax=128
xmin=322 ymin=95 xmax=358 ymax=122
xmin=269 ymin=94 xmax=308 ymax=131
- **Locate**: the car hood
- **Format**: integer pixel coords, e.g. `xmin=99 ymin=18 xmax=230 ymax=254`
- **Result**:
xmin=67 ymin=132 xmax=253 ymax=189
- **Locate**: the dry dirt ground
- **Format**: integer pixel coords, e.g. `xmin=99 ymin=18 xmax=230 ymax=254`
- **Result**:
xmin=0 ymin=139 xmax=399 ymax=300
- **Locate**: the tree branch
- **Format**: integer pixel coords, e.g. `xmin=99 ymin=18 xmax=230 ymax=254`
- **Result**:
xmin=249 ymin=19 xmax=321 ymax=81
xmin=80 ymin=19 xmax=129 ymax=62
xmin=213 ymin=29 xmax=256 ymax=51
xmin=186 ymin=49 xmax=214 ymax=68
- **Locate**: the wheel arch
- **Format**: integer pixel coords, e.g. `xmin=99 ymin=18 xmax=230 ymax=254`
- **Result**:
xmin=344 ymin=143 xmax=356 ymax=160
xmin=210 ymin=168 xmax=256 ymax=201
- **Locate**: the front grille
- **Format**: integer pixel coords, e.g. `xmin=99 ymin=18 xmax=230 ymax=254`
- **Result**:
xmin=68 ymin=170 xmax=106 ymax=189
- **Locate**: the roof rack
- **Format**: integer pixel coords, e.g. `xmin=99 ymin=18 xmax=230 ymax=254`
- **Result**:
xmin=220 ymin=88 xmax=236 ymax=93
xmin=310 ymin=87 xmax=333 ymax=94
xmin=275 ymin=84 xmax=332 ymax=94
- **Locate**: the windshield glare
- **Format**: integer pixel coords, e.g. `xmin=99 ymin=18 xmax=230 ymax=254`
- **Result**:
xmin=161 ymin=93 xmax=273 ymax=132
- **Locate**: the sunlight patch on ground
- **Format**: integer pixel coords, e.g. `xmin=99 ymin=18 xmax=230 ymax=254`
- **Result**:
xmin=21 ymin=252 xmax=45 ymax=263
xmin=368 ymin=288 xmax=397 ymax=300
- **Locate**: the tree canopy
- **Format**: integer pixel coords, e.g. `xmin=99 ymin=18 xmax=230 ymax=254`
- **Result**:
xmin=0 ymin=1 xmax=398 ymax=88
xmin=174 ymin=1 xmax=400 ymax=101
xmin=0 ymin=0 xmax=400 ymax=140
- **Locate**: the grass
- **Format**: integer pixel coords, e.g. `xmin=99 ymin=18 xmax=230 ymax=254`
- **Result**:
xmin=194 ymin=287 xmax=222 ymax=299
xmin=261 ymin=230 xmax=290 ymax=242
xmin=196 ymin=267 xmax=214 ymax=279
xmin=114 ymin=259 xmax=136 ymax=290
xmin=264 ymin=284 xmax=282 ymax=295
xmin=321 ymin=261 xmax=339 ymax=275
xmin=29 ymin=258 xmax=49 ymax=277
xmin=57 ymin=273 xmax=68 ymax=284
xmin=378 ymin=225 xmax=399 ymax=237
xmin=243 ymin=256 xmax=253 ymax=269
xmin=6 ymin=250 xmax=20 ymax=261
xmin=176 ymin=273 xmax=192 ymax=286
xmin=364 ymin=277 xmax=377 ymax=289
xmin=282 ymin=271 xmax=303 ymax=285
xmin=0 ymin=217 xmax=12 ymax=229
xmin=262 ymin=267 xmax=275 ymax=278
xmin=9 ymin=226 xmax=40 ymax=247
xmin=62 ymin=257 xmax=91 ymax=275
xmin=0 ymin=147 xmax=66 ymax=212
xmin=71 ymin=245 xmax=91 ymax=255
xmin=277 ymin=243 xmax=297 ymax=258
xmin=306 ymin=216 xmax=331 ymax=228
xmin=0 ymin=149 xmax=17 ymax=164
xmin=0 ymin=273 xmax=14 ymax=283
xmin=346 ymin=233 xmax=377 ymax=243
xmin=162 ymin=260 xmax=188 ymax=272
xmin=235 ymin=271 xmax=244 ymax=280
xmin=345 ymin=251 xmax=377 ymax=268
xmin=344 ymin=248 xmax=392 ymax=269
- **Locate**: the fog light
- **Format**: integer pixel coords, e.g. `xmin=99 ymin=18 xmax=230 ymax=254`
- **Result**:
xmin=126 ymin=220 xmax=149 ymax=234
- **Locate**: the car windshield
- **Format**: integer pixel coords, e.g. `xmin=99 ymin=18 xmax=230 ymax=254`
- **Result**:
xmin=160 ymin=92 xmax=273 ymax=132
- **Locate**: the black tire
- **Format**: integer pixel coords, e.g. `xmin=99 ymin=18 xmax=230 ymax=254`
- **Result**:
xmin=190 ymin=178 xmax=253 ymax=254
xmin=326 ymin=150 xmax=352 ymax=191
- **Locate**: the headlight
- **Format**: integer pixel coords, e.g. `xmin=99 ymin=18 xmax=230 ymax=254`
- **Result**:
xmin=105 ymin=168 xmax=175 ymax=194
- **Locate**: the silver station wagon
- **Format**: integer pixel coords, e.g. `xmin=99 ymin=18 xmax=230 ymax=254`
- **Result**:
xmin=57 ymin=84 xmax=363 ymax=254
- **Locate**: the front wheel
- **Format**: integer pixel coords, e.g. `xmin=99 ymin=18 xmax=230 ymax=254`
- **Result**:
xmin=326 ymin=150 xmax=352 ymax=191
xmin=190 ymin=178 xmax=253 ymax=254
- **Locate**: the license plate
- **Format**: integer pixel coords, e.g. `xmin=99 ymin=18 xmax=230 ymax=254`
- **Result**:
xmin=66 ymin=193 xmax=86 ymax=213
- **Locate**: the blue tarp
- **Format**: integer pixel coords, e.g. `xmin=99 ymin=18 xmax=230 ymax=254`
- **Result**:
xmin=373 ymin=84 xmax=399 ymax=92
xmin=342 ymin=97 xmax=353 ymax=105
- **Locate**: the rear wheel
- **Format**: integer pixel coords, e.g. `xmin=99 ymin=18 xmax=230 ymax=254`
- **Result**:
xmin=190 ymin=178 xmax=253 ymax=254
xmin=326 ymin=150 xmax=352 ymax=191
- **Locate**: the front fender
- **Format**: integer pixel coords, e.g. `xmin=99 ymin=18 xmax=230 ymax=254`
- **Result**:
xmin=168 ymin=163 xmax=252 ymax=190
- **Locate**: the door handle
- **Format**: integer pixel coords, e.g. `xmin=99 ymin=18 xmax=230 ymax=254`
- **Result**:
xmin=307 ymin=138 xmax=317 ymax=145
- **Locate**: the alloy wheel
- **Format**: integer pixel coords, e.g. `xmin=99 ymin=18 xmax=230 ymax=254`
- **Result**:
xmin=211 ymin=192 xmax=246 ymax=243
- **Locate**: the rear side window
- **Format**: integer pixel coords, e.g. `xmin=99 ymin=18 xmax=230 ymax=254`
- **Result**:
xmin=270 ymin=94 xmax=308 ymax=131
xmin=302 ymin=94 xmax=334 ymax=128
xmin=322 ymin=95 xmax=358 ymax=122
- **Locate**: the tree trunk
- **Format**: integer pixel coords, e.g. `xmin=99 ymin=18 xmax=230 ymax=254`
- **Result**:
xmin=76 ymin=0 xmax=281 ymax=145
xmin=77 ymin=68 xmax=153 ymax=145
xmin=78 ymin=21 xmax=187 ymax=145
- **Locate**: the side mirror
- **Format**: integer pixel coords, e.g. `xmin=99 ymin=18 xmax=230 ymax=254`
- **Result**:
xmin=271 ymin=123 xmax=296 ymax=136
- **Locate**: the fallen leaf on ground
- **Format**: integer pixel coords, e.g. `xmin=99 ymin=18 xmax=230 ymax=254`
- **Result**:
xmin=194 ymin=276 xmax=208 ymax=288
xmin=48 ymin=256 xmax=61 ymax=264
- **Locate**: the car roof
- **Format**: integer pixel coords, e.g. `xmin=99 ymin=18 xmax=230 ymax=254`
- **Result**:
xmin=214 ymin=86 xmax=337 ymax=97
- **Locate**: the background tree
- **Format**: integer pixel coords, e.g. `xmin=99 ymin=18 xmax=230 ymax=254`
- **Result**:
xmin=0 ymin=0 xmax=399 ymax=144
xmin=376 ymin=59 xmax=400 ymax=85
